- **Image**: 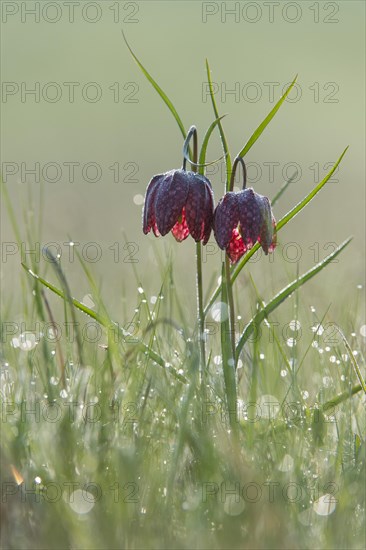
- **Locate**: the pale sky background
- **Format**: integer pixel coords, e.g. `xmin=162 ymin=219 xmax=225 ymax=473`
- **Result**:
xmin=1 ymin=1 xmax=365 ymax=324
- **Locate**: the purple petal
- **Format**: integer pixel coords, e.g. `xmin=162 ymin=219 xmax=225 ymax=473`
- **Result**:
xmin=185 ymin=173 xmax=214 ymax=243
xmin=213 ymin=192 xmax=240 ymax=250
xmin=155 ymin=170 xmax=190 ymax=236
xmin=237 ymin=188 xmax=262 ymax=249
xmin=143 ymin=174 xmax=164 ymax=235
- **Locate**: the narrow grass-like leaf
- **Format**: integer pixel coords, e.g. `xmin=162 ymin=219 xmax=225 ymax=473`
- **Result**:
xmin=238 ymin=75 xmax=297 ymax=158
xmin=205 ymin=59 xmax=231 ymax=187
xmin=235 ymin=237 xmax=352 ymax=360
xmin=204 ymin=148 xmax=349 ymax=317
xmin=198 ymin=115 xmax=227 ymax=176
xmin=271 ymin=171 xmax=298 ymax=207
xmin=322 ymin=384 xmax=363 ymax=412
xmin=277 ymin=146 xmax=348 ymax=231
xmin=122 ymin=31 xmax=186 ymax=141
xmin=21 ymin=263 xmax=188 ymax=384
xmin=335 ymin=328 xmax=366 ymax=393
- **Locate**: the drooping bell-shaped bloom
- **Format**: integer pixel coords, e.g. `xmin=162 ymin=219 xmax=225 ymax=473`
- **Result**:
xmin=143 ymin=169 xmax=214 ymax=244
xmin=213 ymin=188 xmax=277 ymax=263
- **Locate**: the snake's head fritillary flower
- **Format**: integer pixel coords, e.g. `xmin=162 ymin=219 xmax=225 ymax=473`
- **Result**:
xmin=213 ymin=188 xmax=277 ymax=263
xmin=143 ymin=169 xmax=214 ymax=244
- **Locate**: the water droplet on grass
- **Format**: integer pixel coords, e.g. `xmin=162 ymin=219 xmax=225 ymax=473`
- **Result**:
xmin=313 ymin=494 xmax=336 ymax=516
xmin=82 ymin=294 xmax=95 ymax=309
xmin=68 ymin=489 xmax=95 ymax=515
xmin=223 ymin=495 xmax=245 ymax=516
xmin=18 ymin=332 xmax=38 ymax=351
xmin=278 ymin=454 xmax=294 ymax=472
xmin=286 ymin=337 xmax=296 ymax=348
xmin=210 ymin=302 xmax=229 ymax=323
xmin=289 ymin=320 xmax=301 ymax=331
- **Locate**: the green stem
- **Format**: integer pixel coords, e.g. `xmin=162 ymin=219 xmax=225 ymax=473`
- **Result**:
xmin=221 ymin=263 xmax=238 ymax=436
xmin=196 ymin=241 xmax=206 ymax=382
xmin=225 ymin=256 xmax=236 ymax=361
xmin=185 ymin=127 xmax=206 ymax=379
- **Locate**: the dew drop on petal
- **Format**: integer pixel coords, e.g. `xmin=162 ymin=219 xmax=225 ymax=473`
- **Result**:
xmin=150 ymin=296 xmax=157 ymax=305
xmin=280 ymin=369 xmax=287 ymax=378
xmin=137 ymin=287 xmax=144 ymax=294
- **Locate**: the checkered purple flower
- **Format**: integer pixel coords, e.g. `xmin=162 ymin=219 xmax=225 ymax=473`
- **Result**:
xmin=213 ymin=188 xmax=277 ymax=263
xmin=143 ymin=169 xmax=214 ymax=244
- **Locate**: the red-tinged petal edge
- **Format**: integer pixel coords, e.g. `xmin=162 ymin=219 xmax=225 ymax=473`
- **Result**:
xmin=226 ymin=227 xmax=246 ymax=263
xmin=171 ymin=207 xmax=190 ymax=242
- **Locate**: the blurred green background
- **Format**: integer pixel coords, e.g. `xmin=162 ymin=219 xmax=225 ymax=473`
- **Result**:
xmin=1 ymin=0 xmax=365 ymax=322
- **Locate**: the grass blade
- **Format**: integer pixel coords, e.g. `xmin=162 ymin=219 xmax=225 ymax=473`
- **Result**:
xmin=205 ymin=59 xmax=232 ymax=188
xmin=198 ymin=115 xmax=227 ymax=176
xmin=238 ymin=75 xmax=297 ymax=158
xmin=277 ymin=146 xmax=348 ymax=231
xmin=335 ymin=328 xmax=366 ymax=393
xmin=21 ymin=263 xmax=188 ymax=384
xmin=271 ymin=171 xmax=298 ymax=207
xmin=122 ymin=31 xmax=186 ymax=140
xmin=235 ymin=237 xmax=352 ymax=360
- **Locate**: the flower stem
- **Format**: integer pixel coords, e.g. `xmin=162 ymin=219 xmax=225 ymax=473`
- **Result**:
xmin=185 ymin=126 xmax=206 ymax=381
xmin=196 ymin=241 xmax=206 ymax=383
xmin=221 ymin=261 xmax=238 ymax=436
xmin=225 ymin=256 xmax=236 ymax=360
